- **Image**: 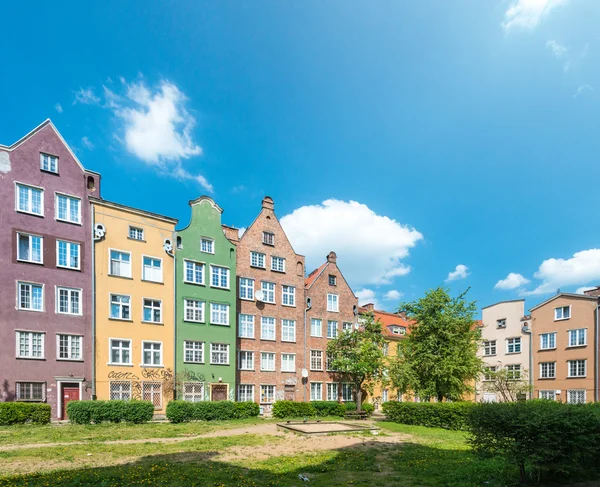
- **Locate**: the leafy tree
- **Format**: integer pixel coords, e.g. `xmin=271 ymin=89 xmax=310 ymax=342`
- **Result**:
xmin=326 ymin=313 xmax=387 ymax=411
xmin=389 ymin=287 xmax=482 ymax=402
xmin=482 ymin=367 xmax=531 ymax=402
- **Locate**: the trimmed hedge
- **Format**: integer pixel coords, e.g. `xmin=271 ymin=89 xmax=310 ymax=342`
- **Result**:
xmin=312 ymin=401 xmax=346 ymax=417
xmin=271 ymin=401 xmax=374 ymax=419
xmin=166 ymin=401 xmax=260 ymax=423
xmin=0 ymin=403 xmax=51 ymax=425
xmin=467 ymin=401 xmax=600 ymax=483
xmin=382 ymin=401 xmax=474 ymax=430
xmin=67 ymin=400 xmax=154 ymax=424
xmin=345 ymin=402 xmax=374 ymax=416
xmin=272 ymin=400 xmax=315 ymax=419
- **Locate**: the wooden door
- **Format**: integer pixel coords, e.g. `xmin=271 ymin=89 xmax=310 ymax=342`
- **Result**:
xmin=211 ymin=384 xmax=228 ymax=401
xmin=62 ymin=385 xmax=80 ymax=419
xmin=284 ymin=385 xmax=295 ymax=401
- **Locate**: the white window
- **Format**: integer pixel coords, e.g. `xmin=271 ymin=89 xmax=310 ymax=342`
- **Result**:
xmin=239 ymin=314 xmax=255 ymax=338
xmin=40 ymin=153 xmax=58 ymax=173
xmin=211 ymin=343 xmax=229 ymax=365
xmin=260 ymin=385 xmax=275 ymax=403
xmin=483 ymin=366 xmax=497 ymax=381
xmin=184 ymin=299 xmax=204 ymax=322
xmin=183 ymin=382 xmax=204 ymax=402
xmin=567 ymin=389 xmax=586 ymax=404
xmin=261 ymin=352 xmax=276 ymax=371
xmin=109 ymin=250 xmax=131 ymax=278
xmin=327 ymin=293 xmax=339 ymax=312
xmin=143 ymin=299 xmax=162 ymax=323
xmin=506 ymin=337 xmax=521 ymax=354
xmin=142 ymin=256 xmax=163 ymax=282
xmin=18 ymin=282 xmax=43 ymax=311
xmin=383 ymin=389 xmax=389 ymax=403
xmin=262 ymin=232 xmax=274 ymax=245
xmin=483 ymin=340 xmax=497 ymax=356
xmin=555 ymin=306 xmax=571 ymax=320
xmin=261 ymin=281 xmax=275 ymax=303
xmin=128 ymin=226 xmax=144 ymax=240
xmin=327 ymin=320 xmax=338 ymax=339
xmin=251 ymin=251 xmax=266 ymax=268
xmin=326 ymin=353 xmax=335 ymax=371
xmin=16 ymin=331 xmax=44 ymax=359
xmin=383 ymin=343 xmax=389 ymax=356
xmin=57 ymin=287 xmax=81 ymax=315
xmin=310 ymin=350 xmax=323 ymax=371
xmin=184 ymin=260 xmax=204 ymax=285
xmin=271 ymin=256 xmax=285 ymax=272
xmin=17 ymin=233 xmax=43 ymax=263
xmin=327 ymin=383 xmax=339 ymax=401
xmin=210 ymin=265 xmax=229 ymax=289
xmin=281 ymin=353 xmax=295 ymax=372
xmin=568 ymin=359 xmax=586 ymax=377
xmin=342 ymin=383 xmax=353 ymax=402
xmin=311 ymin=318 xmax=322 ymax=337
xmin=16 ymin=184 xmax=43 ymax=216
xmin=329 ymin=275 xmax=337 ymax=286
xmin=210 ymin=303 xmax=229 ymax=325
xmin=142 ymin=342 xmax=162 ymax=366
xmin=110 ymin=381 xmax=131 ymax=400
xmin=16 ymin=382 xmax=45 ymax=401
xmin=55 ymin=193 xmax=81 ymax=224
xmin=310 ymin=382 xmax=323 ymax=401
xmin=540 ymin=332 xmax=556 ymax=350
xmin=56 ymin=240 xmax=80 ymax=269
xmin=261 ymin=317 xmax=276 ymax=340
xmin=184 ymin=341 xmax=203 ymax=363
xmin=391 ymin=325 xmax=406 ymax=335
xmin=239 ymin=384 xmax=254 ymax=402
xmin=282 ymin=319 xmax=296 ymax=342
xmin=142 ymin=382 xmax=163 ymax=409
xmin=496 ymin=318 xmax=507 ymax=328
xmin=57 ymin=334 xmax=82 ymax=360
xmin=540 ymin=362 xmax=556 ymax=379
xmin=282 ymin=285 xmax=295 ymax=306
xmin=110 ymin=339 xmax=131 ymax=364
xmin=239 ymin=277 xmax=254 ymax=300
xmin=239 ymin=351 xmax=254 ymax=370
xmin=568 ymin=329 xmax=586 ymax=347
xmin=539 ymin=390 xmax=557 ymax=401
xmin=200 ymin=238 xmax=214 ymax=253
xmin=506 ymin=364 xmax=521 ymax=380
xmin=343 ymin=322 xmax=354 ymax=332
xmin=110 ymin=294 xmax=130 ymax=320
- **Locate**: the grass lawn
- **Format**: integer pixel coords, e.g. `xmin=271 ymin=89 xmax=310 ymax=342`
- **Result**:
xmin=0 ymin=420 xmax=520 ymax=486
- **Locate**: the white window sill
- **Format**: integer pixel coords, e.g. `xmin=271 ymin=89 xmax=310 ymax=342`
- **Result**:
xmin=505 ymin=352 xmax=522 ymax=355
xmin=57 ymin=358 xmax=84 ymax=362
xmin=57 ymin=312 xmax=83 ymax=317
xmin=238 ymin=336 xmax=255 ymax=339
xmin=57 ymin=265 xmax=81 ymax=271
xmin=539 ymin=377 xmax=556 ymax=380
xmin=210 ymin=286 xmax=230 ymax=290
xmin=183 ymin=320 xmax=205 ymax=324
xmin=56 ymin=218 xmax=82 ymax=226
xmin=184 ymin=281 xmax=206 ymax=286
xmin=239 ymin=297 xmax=255 ymax=301
xmin=17 ymin=259 xmax=44 ymax=265
xmin=109 ymin=317 xmax=133 ymax=322
xmin=554 ymin=317 xmax=570 ymax=321
xmin=210 ymin=322 xmax=230 ymax=327
xmin=539 ymin=348 xmax=557 ymax=351
xmin=250 ymin=265 xmax=267 ymax=270
xmin=282 ymin=304 xmax=296 ymax=308
xmin=140 ymin=364 xmax=164 ymax=368
xmin=566 ymin=345 xmax=587 ymax=349
xmin=16 ymin=209 xmax=44 ymax=217
xmin=260 ymin=369 xmax=276 ymax=372
xmin=262 ymin=301 xmax=276 ymax=305
xmin=18 ymin=308 xmax=44 ymax=313
xmin=567 ymin=376 xmax=587 ymax=379
xmin=271 ymin=269 xmax=286 ymax=273
xmin=327 ymin=310 xmax=340 ymax=313
xmin=142 ymin=321 xmax=164 ymax=325
xmin=211 ymin=363 xmax=231 ymax=366
xmin=107 ymin=363 xmax=134 ymax=367
xmin=16 ymin=356 xmax=45 ymax=360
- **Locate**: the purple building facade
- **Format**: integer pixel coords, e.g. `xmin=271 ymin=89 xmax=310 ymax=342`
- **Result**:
xmin=0 ymin=120 xmax=100 ymax=419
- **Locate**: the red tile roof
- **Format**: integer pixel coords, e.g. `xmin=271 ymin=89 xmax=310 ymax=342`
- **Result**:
xmin=305 ymin=262 xmax=328 ymax=289
xmin=358 ymin=306 xmax=412 ymax=338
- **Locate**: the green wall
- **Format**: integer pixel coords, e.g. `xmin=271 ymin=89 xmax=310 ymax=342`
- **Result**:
xmin=175 ymin=197 xmax=237 ymax=400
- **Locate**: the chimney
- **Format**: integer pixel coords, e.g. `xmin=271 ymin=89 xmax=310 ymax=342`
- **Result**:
xmin=397 ymin=311 xmax=407 ymax=320
xmin=327 ymin=251 xmax=337 ymax=263
xmin=363 ymin=303 xmax=375 ymax=312
xmin=222 ymin=225 xmax=239 ymax=244
xmin=262 ymin=196 xmax=274 ymax=211
xmin=583 ymin=286 xmax=600 ymax=297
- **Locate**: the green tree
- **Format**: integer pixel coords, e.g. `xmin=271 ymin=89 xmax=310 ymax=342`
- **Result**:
xmin=482 ymin=367 xmax=531 ymax=402
xmin=326 ymin=313 xmax=387 ymax=411
xmin=389 ymin=287 xmax=482 ymax=402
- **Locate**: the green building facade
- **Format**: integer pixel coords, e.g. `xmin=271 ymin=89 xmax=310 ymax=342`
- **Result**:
xmin=175 ymin=196 xmax=237 ymax=401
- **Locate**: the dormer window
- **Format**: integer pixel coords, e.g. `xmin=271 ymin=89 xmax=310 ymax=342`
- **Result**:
xmin=390 ymin=326 xmax=406 ymax=335
xmin=263 ymin=232 xmax=274 ymax=246
xmin=496 ymin=319 xmax=506 ymax=329
xmin=40 ymin=153 xmax=58 ymax=173
xmin=329 ymin=275 xmax=337 ymax=286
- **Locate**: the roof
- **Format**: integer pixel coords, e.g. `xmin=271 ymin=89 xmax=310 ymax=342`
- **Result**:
xmin=90 ymin=197 xmax=178 ymax=224
xmin=530 ymin=292 xmax=599 ymax=312
xmin=358 ymin=306 xmax=412 ymax=339
xmin=481 ymin=299 xmax=525 ymax=310
xmin=305 ymin=262 xmax=328 ymax=289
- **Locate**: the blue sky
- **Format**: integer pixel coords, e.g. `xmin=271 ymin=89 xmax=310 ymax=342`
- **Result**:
xmin=2 ymin=0 xmax=600 ymax=314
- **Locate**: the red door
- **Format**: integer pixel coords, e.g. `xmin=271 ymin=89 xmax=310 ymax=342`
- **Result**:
xmin=62 ymin=386 xmax=80 ymax=419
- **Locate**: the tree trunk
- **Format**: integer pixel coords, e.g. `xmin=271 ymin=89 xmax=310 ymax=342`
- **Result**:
xmin=519 ymin=463 xmax=526 ymax=484
xmin=356 ymin=386 xmax=363 ymax=412
xmin=437 ymin=394 xmax=443 ymax=403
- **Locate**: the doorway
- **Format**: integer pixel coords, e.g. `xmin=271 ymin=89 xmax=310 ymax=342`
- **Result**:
xmin=61 ymin=383 xmax=80 ymax=419
xmin=211 ymin=384 xmax=228 ymax=401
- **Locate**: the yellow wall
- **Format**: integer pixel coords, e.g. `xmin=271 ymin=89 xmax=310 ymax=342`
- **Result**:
xmin=369 ymin=338 xmax=408 ymax=408
xmin=93 ymin=201 xmax=176 ymax=415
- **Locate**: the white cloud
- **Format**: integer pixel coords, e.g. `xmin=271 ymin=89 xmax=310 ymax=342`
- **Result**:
xmin=502 ymin=0 xmax=568 ymax=31
xmin=81 ymin=136 xmax=94 ymax=150
xmin=522 ymin=249 xmax=600 ymax=295
xmin=384 ymin=290 xmax=403 ymax=301
xmin=495 ymin=273 xmax=530 ymax=290
xmin=280 ymin=199 xmax=423 ymax=286
xmin=73 ymin=87 xmax=100 ymax=105
xmin=55 ymin=103 xmax=63 ymax=113
xmin=173 ymin=165 xmax=213 ymax=193
xmin=355 ymin=288 xmax=380 ymax=309
xmin=574 ymin=84 xmax=594 ymax=98
xmin=446 ymin=264 xmax=469 ymax=282
xmin=575 ymin=286 xmax=596 ymax=295
xmin=546 ymin=40 xmax=567 ymax=58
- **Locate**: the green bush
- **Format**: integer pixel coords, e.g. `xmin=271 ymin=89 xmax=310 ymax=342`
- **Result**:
xmin=382 ymin=401 xmax=474 ymax=430
xmin=467 ymin=401 xmax=600 ymax=483
xmin=234 ymin=401 xmax=260 ymax=419
xmin=66 ymin=400 xmax=155 ymax=424
xmin=166 ymin=401 xmax=259 ymax=423
xmin=344 ymin=402 xmax=375 ymax=416
xmin=0 ymin=403 xmax=51 ymax=425
xmin=166 ymin=401 xmax=195 ymax=423
xmin=311 ymin=401 xmax=346 ymax=417
xmin=272 ymin=400 xmax=315 ymax=419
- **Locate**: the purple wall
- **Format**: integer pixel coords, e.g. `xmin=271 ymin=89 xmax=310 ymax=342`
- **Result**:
xmin=0 ymin=122 xmax=100 ymax=419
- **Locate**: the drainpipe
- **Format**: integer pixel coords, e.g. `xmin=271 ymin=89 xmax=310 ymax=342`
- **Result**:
xmin=91 ymin=205 xmax=96 ymax=399
xmin=173 ymin=232 xmax=178 ymax=401
xmin=522 ymin=322 xmax=532 ymax=399
xmin=304 ymin=297 xmax=312 ymax=402
xmin=595 ymin=304 xmax=599 ymax=402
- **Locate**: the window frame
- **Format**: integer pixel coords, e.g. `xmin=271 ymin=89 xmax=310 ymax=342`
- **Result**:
xmin=200 ymin=237 xmax=214 ymax=254
xmin=210 ymin=265 xmax=230 ymax=290
xmin=16 ymin=381 xmax=46 ymax=402
xmin=539 ymin=361 xmax=556 ymax=379
xmin=567 ymin=359 xmax=586 ymax=378
xmin=141 ymin=255 xmax=163 ymax=283
xmin=238 ymin=314 xmax=255 ymax=338
xmin=141 ymin=340 xmax=163 ymax=367
xmin=109 ymin=338 xmax=132 ymax=365
xmin=567 ymin=389 xmax=586 ymax=404
xmin=281 ymin=319 xmax=296 ymax=342
xmin=108 ymin=248 xmax=132 ymax=278
xmin=40 ymin=153 xmax=58 ymax=174
xmin=16 ymin=330 xmax=45 ymax=359
xmin=554 ymin=305 xmax=571 ymax=321
xmin=210 ymin=343 xmax=230 ymax=365
xmin=210 ymin=302 xmax=230 ymax=326
xmin=310 ymin=350 xmax=323 ymax=371
xmin=326 ymin=383 xmax=339 ymax=401
xmin=328 ymin=275 xmax=337 ymax=286
xmin=568 ymin=328 xmax=587 ymax=348
xmin=15 ymin=182 xmax=44 ymax=216
xmin=260 ymin=351 xmax=276 ymax=371
xmin=310 ymin=318 xmax=322 ymax=337
xmin=56 ymin=239 xmax=81 ymax=270
xmin=238 ymin=350 xmax=255 ymax=370
xmin=262 ymin=231 xmax=275 ymax=246
xmin=109 ymin=293 xmax=131 ymax=321
xmin=54 ymin=192 xmax=82 ymax=225
xmin=184 ymin=298 xmax=205 ymax=323
xmin=261 ymin=281 xmax=276 ymax=304
xmin=327 ymin=293 xmax=339 ymax=312
xmin=56 ymin=286 xmax=82 ymax=316
xmin=281 ymin=353 xmax=296 ymax=372
xmin=17 ymin=233 xmax=43 ymax=264
xmin=271 ymin=256 xmax=286 ymax=273
xmin=483 ymin=340 xmax=497 ymax=357
xmin=183 ymin=340 xmax=204 ymax=364
xmin=310 ymin=382 xmax=323 ymax=401
xmin=238 ymin=384 xmax=254 ymax=402
xmin=250 ymin=251 xmax=266 ymax=269
xmin=128 ymin=226 xmax=144 ymax=241
xmin=56 ymin=334 xmax=83 ymax=361
xmin=260 ymin=316 xmax=276 ymax=341
xmin=260 ymin=385 xmax=275 ymax=404
xmin=142 ymin=298 xmax=162 ymax=324
xmin=506 ymin=364 xmax=521 ymax=380
xmin=506 ymin=337 xmax=522 ymax=354
xmin=327 ymin=320 xmax=338 ymax=339
xmin=282 ymin=285 xmax=295 ymax=307
xmin=17 ymin=281 xmax=44 ymax=312
xmin=183 ymin=259 xmax=205 ymax=286
xmin=540 ymin=332 xmax=557 ymax=350
xmin=239 ymin=277 xmax=255 ymax=301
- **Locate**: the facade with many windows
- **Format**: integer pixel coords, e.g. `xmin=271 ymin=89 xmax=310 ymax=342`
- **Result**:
xmin=92 ymin=198 xmax=177 ymax=414
xmin=0 ymin=120 xmax=100 ymax=419
xmin=175 ymin=196 xmax=237 ymax=402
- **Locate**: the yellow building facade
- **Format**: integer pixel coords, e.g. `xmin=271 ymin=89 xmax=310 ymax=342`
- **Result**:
xmin=91 ymin=198 xmax=177 ymax=415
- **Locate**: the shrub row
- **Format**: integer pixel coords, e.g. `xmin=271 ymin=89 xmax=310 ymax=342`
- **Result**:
xmin=67 ymin=400 xmax=155 ymax=424
xmin=272 ymin=401 xmax=374 ymax=419
xmin=382 ymin=401 xmax=474 ymax=430
xmin=0 ymin=403 xmax=51 ymax=425
xmin=166 ymin=401 xmax=260 ymax=423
